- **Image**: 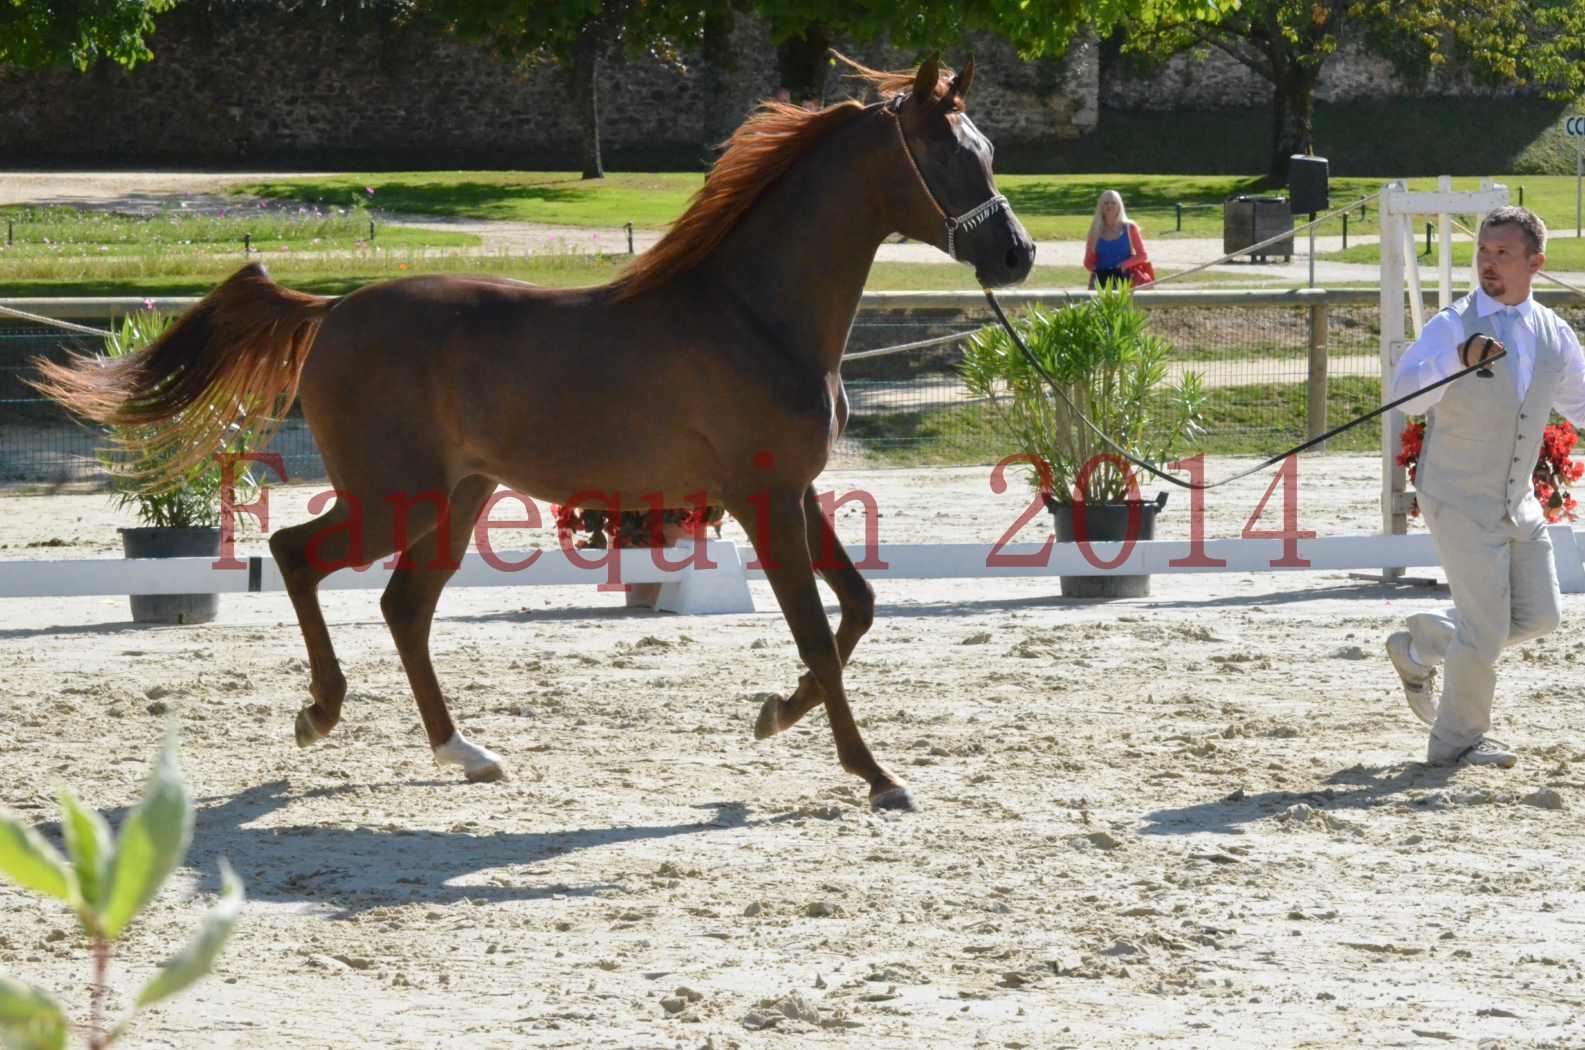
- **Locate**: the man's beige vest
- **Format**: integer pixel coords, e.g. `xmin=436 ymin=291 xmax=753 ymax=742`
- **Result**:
xmin=1415 ymin=292 xmax=1567 ymax=526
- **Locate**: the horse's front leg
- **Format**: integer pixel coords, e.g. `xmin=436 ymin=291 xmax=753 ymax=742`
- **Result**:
xmin=735 ymin=487 xmax=912 ymax=812
xmin=755 ymin=486 xmax=876 ymax=741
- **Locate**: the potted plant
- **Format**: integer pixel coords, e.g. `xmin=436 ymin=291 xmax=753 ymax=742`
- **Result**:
xmin=961 ymin=286 xmax=1206 ymax=598
xmin=102 ymin=309 xmax=259 ymax=624
xmin=553 ymin=503 xmax=726 ymax=609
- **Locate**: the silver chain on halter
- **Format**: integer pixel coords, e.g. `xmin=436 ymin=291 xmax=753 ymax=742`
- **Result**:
xmin=883 ymin=94 xmax=1009 ymax=261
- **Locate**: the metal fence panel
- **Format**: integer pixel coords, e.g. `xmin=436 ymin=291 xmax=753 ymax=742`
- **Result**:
xmin=4 ymin=291 xmax=1582 ymax=483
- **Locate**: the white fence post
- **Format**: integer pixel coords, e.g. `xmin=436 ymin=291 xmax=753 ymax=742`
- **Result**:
xmin=654 ymin=538 xmax=754 ymax=614
xmin=1380 ymin=182 xmax=1409 ymax=552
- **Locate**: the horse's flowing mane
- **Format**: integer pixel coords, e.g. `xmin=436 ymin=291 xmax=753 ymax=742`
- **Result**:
xmin=610 ymin=53 xmax=956 ymax=301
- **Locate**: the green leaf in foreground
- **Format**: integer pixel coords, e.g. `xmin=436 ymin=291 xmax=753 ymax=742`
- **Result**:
xmin=57 ymin=791 xmax=113 ymax=924
xmin=133 ymin=859 xmax=244 ymax=1009
xmin=100 ymin=738 xmax=194 ymax=940
xmin=0 ymin=974 xmax=67 ymax=1050
xmin=0 ymin=818 xmax=73 ymax=904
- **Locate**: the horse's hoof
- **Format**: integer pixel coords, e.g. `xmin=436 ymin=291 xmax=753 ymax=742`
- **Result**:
xmin=870 ymin=786 xmax=918 ymax=813
xmin=434 ymin=731 xmax=506 ymax=784
xmin=465 ymin=762 xmax=507 ymax=784
xmin=753 ymin=694 xmax=782 ymax=740
xmin=294 ymin=708 xmax=323 ymax=748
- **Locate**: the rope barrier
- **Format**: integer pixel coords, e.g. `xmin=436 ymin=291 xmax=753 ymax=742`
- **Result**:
xmin=16 ymin=188 xmax=1567 ymax=373
xmin=1449 ymin=217 xmax=1585 ymax=300
xmin=0 ymin=302 xmax=112 ymax=339
xmin=983 ymin=287 xmax=1505 ymax=491
xmin=844 ymin=327 xmax=993 ymax=361
xmin=847 ymin=194 xmax=1388 ymax=362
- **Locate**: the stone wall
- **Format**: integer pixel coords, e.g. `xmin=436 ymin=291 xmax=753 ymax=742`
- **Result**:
xmin=0 ymin=1 xmax=1532 ymax=172
xmin=1103 ymin=36 xmax=1515 ymax=111
xmin=0 ymin=4 xmax=1096 ymax=169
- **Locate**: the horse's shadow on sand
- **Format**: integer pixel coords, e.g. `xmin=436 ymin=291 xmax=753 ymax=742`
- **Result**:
xmin=1139 ymin=761 xmax=1460 ymax=836
xmin=47 ymin=780 xmax=786 ymax=916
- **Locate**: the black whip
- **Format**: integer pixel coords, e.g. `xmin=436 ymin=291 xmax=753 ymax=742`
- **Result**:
xmin=982 ymin=289 xmax=1504 ymax=491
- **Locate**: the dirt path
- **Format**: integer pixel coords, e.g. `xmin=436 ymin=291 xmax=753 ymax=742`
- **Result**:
xmin=1 ymin=458 xmax=1582 ymax=1048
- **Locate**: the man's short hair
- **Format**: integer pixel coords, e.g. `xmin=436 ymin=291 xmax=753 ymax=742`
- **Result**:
xmin=1480 ymin=206 xmax=1547 ymax=256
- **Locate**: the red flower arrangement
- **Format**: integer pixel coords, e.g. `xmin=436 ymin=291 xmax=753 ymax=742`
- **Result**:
xmin=551 ymin=503 xmax=725 ymax=549
xmin=1398 ymin=418 xmax=1583 ymax=522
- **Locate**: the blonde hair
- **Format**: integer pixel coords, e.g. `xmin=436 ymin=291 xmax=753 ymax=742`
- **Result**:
xmin=1086 ymin=190 xmax=1130 ymax=248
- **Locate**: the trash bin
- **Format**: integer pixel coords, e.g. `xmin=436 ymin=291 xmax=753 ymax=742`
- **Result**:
xmin=1223 ymin=196 xmax=1294 ymax=262
xmin=1288 ymin=155 xmax=1329 ymax=214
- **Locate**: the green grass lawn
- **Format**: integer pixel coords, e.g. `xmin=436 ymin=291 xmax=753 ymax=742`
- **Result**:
xmin=1 ymin=252 xmax=1267 ymax=298
xmin=238 ymin=171 xmax=1573 ymax=243
xmin=1321 ymin=231 xmax=1585 ymax=268
xmin=844 ymin=376 xmax=1383 ymax=466
xmin=241 ymin=170 xmax=1311 ymax=239
xmin=0 ymin=205 xmax=478 ymax=251
xmin=0 ymin=205 xmax=481 ymax=294
xmin=242 ymin=173 xmax=709 ymax=230
xmin=6 ymin=170 xmax=1572 ymax=297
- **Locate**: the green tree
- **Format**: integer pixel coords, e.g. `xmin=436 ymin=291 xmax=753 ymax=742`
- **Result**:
xmin=756 ymin=0 xmax=1229 ymax=65
xmin=0 ymin=0 xmax=180 ymax=71
xmin=750 ymin=0 xmax=1234 ymax=136
xmin=1121 ymin=0 xmax=1585 ymax=181
xmin=426 ymin=0 xmax=731 ymax=179
xmin=426 ymin=1 xmax=1229 ymax=179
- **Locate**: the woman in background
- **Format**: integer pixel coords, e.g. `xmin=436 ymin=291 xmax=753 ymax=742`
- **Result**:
xmin=1084 ymin=190 xmax=1152 ymax=289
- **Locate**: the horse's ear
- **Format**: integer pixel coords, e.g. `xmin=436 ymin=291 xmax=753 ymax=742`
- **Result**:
xmin=948 ymin=58 xmax=975 ymax=101
xmin=912 ymin=53 xmax=941 ymax=101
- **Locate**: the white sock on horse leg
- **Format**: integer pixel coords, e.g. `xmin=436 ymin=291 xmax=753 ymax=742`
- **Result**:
xmin=433 ymin=731 xmax=504 ymax=777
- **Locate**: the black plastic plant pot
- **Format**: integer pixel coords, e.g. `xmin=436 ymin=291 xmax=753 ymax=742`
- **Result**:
xmin=119 ymin=526 xmax=222 ymax=625
xmin=1043 ymin=492 xmax=1168 ymax=599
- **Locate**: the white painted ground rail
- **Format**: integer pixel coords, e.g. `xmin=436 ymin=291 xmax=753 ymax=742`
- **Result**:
xmin=3 ymin=528 xmax=1583 ymax=615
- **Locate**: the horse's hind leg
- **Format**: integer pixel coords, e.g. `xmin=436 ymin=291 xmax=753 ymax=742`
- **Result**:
xmin=378 ymin=476 xmax=502 ymax=782
xmin=756 ymin=486 xmax=876 ymax=740
xmin=272 ymin=483 xmax=437 ymax=746
xmin=270 ymin=499 xmax=364 ymax=747
xmin=732 ymin=487 xmax=912 ymax=811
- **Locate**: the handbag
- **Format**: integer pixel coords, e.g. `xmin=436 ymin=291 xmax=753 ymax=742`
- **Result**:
xmin=1123 ymin=223 xmax=1155 ymax=286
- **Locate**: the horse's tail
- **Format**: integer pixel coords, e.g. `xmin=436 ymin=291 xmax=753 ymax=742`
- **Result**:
xmin=31 ymin=263 xmax=331 ymax=493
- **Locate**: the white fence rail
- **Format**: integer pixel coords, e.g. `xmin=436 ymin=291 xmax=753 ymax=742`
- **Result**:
xmin=4 ymin=527 xmax=1583 ymax=615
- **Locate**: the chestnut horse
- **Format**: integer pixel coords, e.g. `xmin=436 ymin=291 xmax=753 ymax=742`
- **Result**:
xmin=35 ymin=56 xmax=1033 ymax=811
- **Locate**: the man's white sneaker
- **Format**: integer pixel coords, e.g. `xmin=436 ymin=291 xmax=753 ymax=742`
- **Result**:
xmin=1428 ymin=736 xmax=1517 ymax=769
xmin=1385 ymin=631 xmax=1437 ymax=726
xmin=1460 ymin=738 xmax=1518 ymax=768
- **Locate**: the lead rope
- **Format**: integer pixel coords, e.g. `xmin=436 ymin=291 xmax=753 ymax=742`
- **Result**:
xmin=879 ymin=94 xmax=1503 ymax=491
xmin=981 ymin=289 xmax=1505 ymax=491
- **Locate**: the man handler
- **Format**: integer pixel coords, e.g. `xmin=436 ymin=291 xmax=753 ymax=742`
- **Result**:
xmin=1385 ymin=206 xmax=1585 ymax=767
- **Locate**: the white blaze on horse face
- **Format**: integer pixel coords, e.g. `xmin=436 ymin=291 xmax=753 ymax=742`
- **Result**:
xmin=947 ymin=113 xmax=1003 ymax=212
xmin=945 ymin=111 xmax=1022 ymax=243
xmin=954 ymin=113 xmax=993 ymax=164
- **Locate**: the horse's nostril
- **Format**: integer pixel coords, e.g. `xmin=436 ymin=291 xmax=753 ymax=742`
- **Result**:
xmin=1005 ymin=247 xmax=1021 ymax=270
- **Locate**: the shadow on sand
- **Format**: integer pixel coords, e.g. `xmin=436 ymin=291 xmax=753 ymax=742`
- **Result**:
xmin=37 ymin=778 xmax=789 ymax=916
xmin=1139 ymin=761 xmax=1460 ymax=837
